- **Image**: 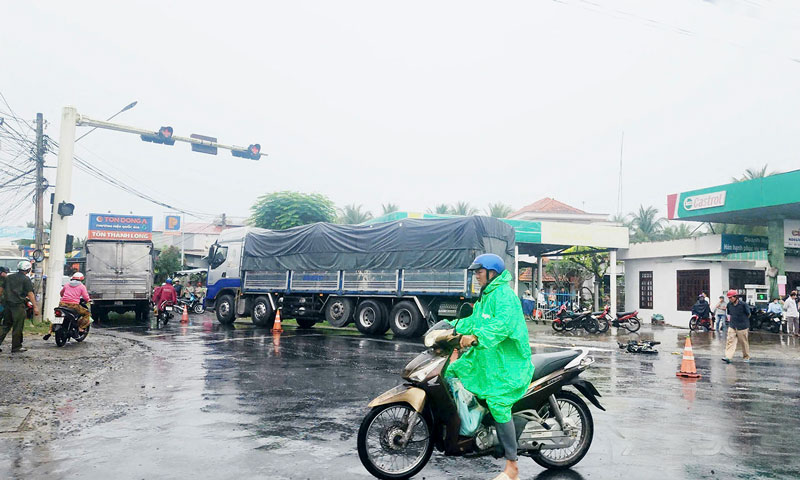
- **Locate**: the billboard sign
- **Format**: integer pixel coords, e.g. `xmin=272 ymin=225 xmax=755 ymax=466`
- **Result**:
xmin=165 ymin=215 xmax=182 ymax=234
xmin=785 ymin=220 xmax=800 ymax=249
xmin=88 ymin=213 xmax=153 ymax=241
xmin=720 ymin=234 xmax=768 ymax=253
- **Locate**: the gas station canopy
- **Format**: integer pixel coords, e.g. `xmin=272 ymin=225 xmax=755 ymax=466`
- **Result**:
xmin=667 ymin=169 xmax=800 ymax=225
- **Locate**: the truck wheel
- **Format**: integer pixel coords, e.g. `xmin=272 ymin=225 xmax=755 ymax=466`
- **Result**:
xmin=389 ymin=301 xmax=424 ymax=338
xmin=355 ymin=300 xmax=389 ymax=335
xmin=324 ymin=297 xmax=354 ymax=327
xmin=216 ymin=294 xmax=236 ymax=325
xmin=252 ymin=296 xmax=275 ymax=328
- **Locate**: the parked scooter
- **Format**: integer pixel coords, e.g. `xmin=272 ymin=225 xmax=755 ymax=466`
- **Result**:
xmin=177 ymin=292 xmax=205 ymax=314
xmin=749 ymin=309 xmax=781 ymax=333
xmin=595 ymin=306 xmax=641 ymax=333
xmin=357 ymin=320 xmax=604 ymax=479
xmin=49 ymin=299 xmax=90 ymax=347
xmin=552 ymin=305 xmax=599 ymax=333
xmin=689 ymin=314 xmax=713 ymax=331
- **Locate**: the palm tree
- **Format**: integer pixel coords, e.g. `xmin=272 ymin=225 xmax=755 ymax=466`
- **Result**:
xmin=338 ymin=204 xmax=373 ymax=224
xmin=630 ymin=205 xmax=664 ymax=243
xmin=381 ymin=203 xmax=399 ymax=215
xmin=609 ymin=213 xmax=631 ymax=228
xmin=450 ymin=201 xmax=479 ymax=216
xmin=732 ymin=164 xmax=779 ymax=182
xmin=486 ymin=202 xmax=513 ymax=218
xmin=661 ymin=223 xmax=695 ymax=240
xmin=427 ymin=204 xmax=451 ymax=214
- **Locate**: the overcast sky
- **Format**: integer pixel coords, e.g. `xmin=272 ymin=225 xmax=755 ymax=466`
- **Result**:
xmin=1 ymin=0 xmax=799 ymax=237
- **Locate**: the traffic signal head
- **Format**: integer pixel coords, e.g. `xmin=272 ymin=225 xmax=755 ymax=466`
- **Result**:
xmin=232 ymin=143 xmax=261 ymax=160
xmin=140 ymin=126 xmax=175 ymax=145
xmin=57 ymin=201 xmax=75 ymax=218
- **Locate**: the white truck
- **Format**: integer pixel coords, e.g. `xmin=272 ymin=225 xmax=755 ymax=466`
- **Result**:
xmin=85 ymin=240 xmax=154 ymax=321
xmin=205 ymin=216 xmax=516 ymax=338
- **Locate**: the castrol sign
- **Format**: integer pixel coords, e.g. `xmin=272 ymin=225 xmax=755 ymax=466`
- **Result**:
xmin=682 ymin=191 xmax=726 ymax=211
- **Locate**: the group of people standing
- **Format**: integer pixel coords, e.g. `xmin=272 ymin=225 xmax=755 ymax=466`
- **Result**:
xmin=767 ymin=291 xmax=800 ymax=336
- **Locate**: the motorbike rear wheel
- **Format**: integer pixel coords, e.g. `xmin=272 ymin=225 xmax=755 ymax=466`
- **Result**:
xmin=357 ymin=403 xmax=433 ymax=480
xmin=595 ymin=316 xmax=609 ymax=333
xmin=54 ymin=327 xmax=68 ymax=347
xmin=530 ymin=390 xmax=594 ymax=470
xmin=193 ymin=302 xmax=205 ymax=314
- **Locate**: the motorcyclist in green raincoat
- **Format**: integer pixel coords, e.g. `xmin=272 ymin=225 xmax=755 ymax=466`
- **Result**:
xmin=447 ymin=253 xmax=533 ymax=480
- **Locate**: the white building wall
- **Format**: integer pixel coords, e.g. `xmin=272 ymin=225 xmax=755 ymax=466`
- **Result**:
xmin=625 ymin=256 xmax=800 ymax=327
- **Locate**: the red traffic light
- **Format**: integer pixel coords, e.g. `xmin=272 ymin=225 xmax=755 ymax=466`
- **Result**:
xmin=232 ymin=143 xmax=262 ymax=160
xmin=159 ymin=126 xmax=173 ymax=139
xmin=248 ymin=144 xmax=260 ymax=156
xmin=141 ymin=125 xmax=175 ymax=145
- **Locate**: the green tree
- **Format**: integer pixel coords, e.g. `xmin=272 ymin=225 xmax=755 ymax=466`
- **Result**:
xmin=249 ymin=191 xmax=336 ymax=230
xmin=486 ymin=202 xmax=513 ymax=218
xmin=731 ymin=164 xmax=779 ymax=183
xmin=381 ymin=203 xmax=399 ymax=215
xmin=661 ymin=223 xmax=695 ymax=240
xmin=154 ymin=246 xmax=182 ymax=283
xmin=450 ymin=201 xmax=479 ymax=216
xmin=427 ymin=204 xmax=451 ymax=214
xmin=73 ymin=236 xmax=87 ymax=250
xmin=339 ymin=204 xmax=373 ymax=224
xmin=565 ymin=248 xmax=609 ymax=309
xmin=630 ymin=205 xmax=664 ymax=243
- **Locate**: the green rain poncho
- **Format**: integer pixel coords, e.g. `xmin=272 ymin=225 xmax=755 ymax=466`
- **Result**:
xmin=446 ymin=269 xmax=534 ymax=423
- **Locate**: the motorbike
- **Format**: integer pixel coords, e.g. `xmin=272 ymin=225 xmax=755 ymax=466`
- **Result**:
xmin=595 ymin=306 xmax=641 ymax=333
xmin=689 ymin=314 xmax=713 ymax=332
xmin=618 ymin=340 xmax=659 ymax=354
xmin=177 ymin=292 xmax=205 ymax=314
xmin=552 ymin=305 xmax=599 ymax=333
xmin=749 ymin=310 xmax=781 ymax=333
xmin=49 ymin=299 xmax=90 ymax=347
xmin=156 ymin=300 xmax=175 ymax=327
xmin=357 ymin=320 xmax=604 ymax=479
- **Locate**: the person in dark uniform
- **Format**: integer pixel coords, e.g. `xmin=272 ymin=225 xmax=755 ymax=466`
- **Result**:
xmin=0 ymin=260 xmax=40 ymax=353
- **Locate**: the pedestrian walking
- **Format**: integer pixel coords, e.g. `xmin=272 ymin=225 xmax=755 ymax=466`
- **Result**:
xmin=722 ymin=289 xmax=751 ymax=363
xmin=0 ymin=261 xmax=40 ymax=353
xmin=784 ymin=291 xmax=799 ymax=337
xmin=713 ymin=295 xmax=728 ymax=332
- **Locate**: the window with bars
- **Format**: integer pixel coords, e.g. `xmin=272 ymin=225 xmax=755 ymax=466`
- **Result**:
xmin=677 ymin=269 xmax=710 ymax=311
xmin=639 ymin=271 xmax=653 ymax=309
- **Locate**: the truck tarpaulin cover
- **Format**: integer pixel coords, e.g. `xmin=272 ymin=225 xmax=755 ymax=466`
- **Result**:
xmin=242 ymin=216 xmax=516 ymax=271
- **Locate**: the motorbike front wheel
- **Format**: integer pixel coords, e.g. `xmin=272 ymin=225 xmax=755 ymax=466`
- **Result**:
xmin=75 ymin=324 xmax=90 ymax=342
xmin=530 ymin=390 xmax=594 ymax=470
xmin=625 ymin=318 xmax=641 ymax=333
xmin=193 ymin=303 xmax=205 ymax=314
xmin=357 ymin=403 xmax=433 ymax=480
xmin=689 ymin=317 xmax=699 ymax=331
xmin=552 ymin=319 xmax=565 ymax=332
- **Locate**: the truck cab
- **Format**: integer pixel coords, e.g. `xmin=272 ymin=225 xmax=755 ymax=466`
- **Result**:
xmin=206 ymin=227 xmax=247 ymax=320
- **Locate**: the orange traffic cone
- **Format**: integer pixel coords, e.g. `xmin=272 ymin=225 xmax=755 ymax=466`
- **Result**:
xmin=181 ymin=304 xmax=189 ymax=324
xmin=271 ymin=308 xmax=283 ymax=333
xmin=676 ymin=336 xmax=701 ymax=378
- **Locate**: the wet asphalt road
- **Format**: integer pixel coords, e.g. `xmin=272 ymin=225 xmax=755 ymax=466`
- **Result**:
xmin=2 ymin=315 xmax=800 ymax=480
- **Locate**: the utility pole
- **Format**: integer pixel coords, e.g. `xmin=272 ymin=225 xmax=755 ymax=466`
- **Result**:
xmin=34 ymin=113 xmax=45 ymax=304
xmin=44 ymin=106 xmax=77 ymax=323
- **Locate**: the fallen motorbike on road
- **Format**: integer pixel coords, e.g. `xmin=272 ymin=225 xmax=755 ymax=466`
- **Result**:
xmin=357 ymin=320 xmax=604 ymax=479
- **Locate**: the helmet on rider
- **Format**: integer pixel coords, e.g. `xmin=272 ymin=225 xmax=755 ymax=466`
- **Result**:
xmin=17 ymin=260 xmax=32 ymax=272
xmin=165 ymin=278 xmax=173 ymax=284
xmin=71 ymin=272 xmax=85 ymax=281
xmin=468 ymin=253 xmax=505 ymax=274
xmin=697 ymin=294 xmax=705 ymax=301
xmin=726 ymin=289 xmax=738 ymax=299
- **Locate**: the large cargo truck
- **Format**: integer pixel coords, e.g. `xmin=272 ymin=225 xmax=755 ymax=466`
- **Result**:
xmin=85 ymin=240 xmax=154 ymax=322
xmin=205 ymin=216 xmax=516 ymax=338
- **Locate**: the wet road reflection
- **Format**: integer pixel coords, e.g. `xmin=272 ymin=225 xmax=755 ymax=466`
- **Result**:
xmin=2 ymin=317 xmax=799 ymax=479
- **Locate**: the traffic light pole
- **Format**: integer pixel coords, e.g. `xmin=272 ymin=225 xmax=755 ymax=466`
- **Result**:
xmin=76 ymin=116 xmax=266 ymax=159
xmin=43 ymin=106 xmax=264 ymax=322
xmin=44 ymin=106 xmax=78 ymax=323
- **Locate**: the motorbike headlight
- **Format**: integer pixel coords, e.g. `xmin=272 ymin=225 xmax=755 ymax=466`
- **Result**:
xmin=406 ymin=358 xmax=445 ymax=383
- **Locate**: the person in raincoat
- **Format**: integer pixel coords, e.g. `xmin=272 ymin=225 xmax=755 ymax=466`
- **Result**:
xmin=447 ymin=253 xmax=533 ymax=480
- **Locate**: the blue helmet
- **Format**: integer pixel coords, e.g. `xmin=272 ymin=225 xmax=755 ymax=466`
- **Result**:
xmin=165 ymin=278 xmax=173 ymax=284
xmin=468 ymin=253 xmax=505 ymax=274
